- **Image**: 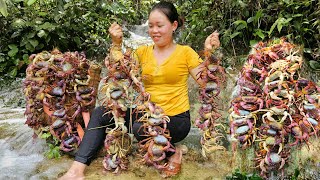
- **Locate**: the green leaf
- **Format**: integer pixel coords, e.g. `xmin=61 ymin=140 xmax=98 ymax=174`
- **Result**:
xmin=8 ymin=45 xmax=18 ymax=57
xmin=250 ymin=40 xmax=259 ymax=46
xmin=40 ymin=133 xmax=51 ymax=139
xmin=230 ymin=32 xmax=241 ymax=38
xmin=27 ymin=32 xmax=36 ymax=39
xmin=29 ymin=39 xmax=39 ymax=48
xmin=38 ymin=22 xmax=56 ymax=31
xmin=73 ymin=37 xmax=81 ymax=47
xmin=284 ymin=18 xmax=292 ymax=24
xmin=20 ymin=37 xmax=28 ymax=47
xmin=233 ymin=20 xmax=247 ymax=31
xmin=45 ymin=36 xmax=51 ymax=44
xmin=309 ymin=60 xmax=320 ymax=70
xmin=254 ymin=29 xmax=265 ymax=39
xmin=268 ymin=19 xmax=279 ymax=36
xmin=38 ymin=12 xmax=47 ymax=16
xmin=9 ymin=67 xmax=17 ymax=77
xmin=26 ymin=43 xmax=35 ymax=52
xmin=233 ymin=20 xmax=247 ymax=26
xmin=27 ymin=0 xmax=37 ymax=6
xmin=0 ymin=55 xmax=5 ymax=62
xmin=37 ymin=30 xmax=47 ymax=38
xmin=11 ymin=31 xmax=21 ymax=38
xmin=35 ymin=43 xmax=44 ymax=50
xmin=8 ymin=44 xmax=18 ymax=50
xmin=277 ymin=22 xmax=283 ymax=33
xmin=23 ymin=54 xmax=29 ymax=61
xmin=0 ymin=0 xmax=8 ymax=17
xmin=304 ymin=48 xmax=311 ymax=53
xmin=247 ymin=17 xmax=254 ymax=23
xmin=292 ymin=14 xmax=303 ymax=18
xmin=13 ymin=58 xmax=20 ymax=65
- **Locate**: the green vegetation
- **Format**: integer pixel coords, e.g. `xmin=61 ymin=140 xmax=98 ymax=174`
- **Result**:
xmin=0 ymin=0 xmax=319 ymax=77
xmin=177 ymin=0 xmax=319 ymax=66
xmin=39 ymin=128 xmax=62 ymax=159
xmin=226 ymin=169 xmax=263 ymax=180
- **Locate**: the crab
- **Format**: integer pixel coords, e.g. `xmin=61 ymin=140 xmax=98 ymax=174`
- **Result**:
xmin=267 ymin=89 xmax=294 ymax=106
xmin=242 ymin=64 xmax=268 ymax=82
xmin=60 ymin=133 xmax=81 ymax=152
xmin=229 ymin=111 xmax=258 ymax=150
xmin=261 ymin=106 xmax=292 ymax=124
xmin=264 ymin=70 xmax=289 ymax=94
xmin=232 ymin=95 xmax=264 ymax=113
xmin=138 ymin=108 xmax=170 ymax=134
xmin=237 ymin=77 xmax=262 ymax=96
xmin=286 ymin=114 xmax=312 ymax=146
xmin=200 ymin=80 xmax=221 ymax=99
xmin=256 ymin=150 xmax=289 ymax=179
xmin=102 ymin=154 xmax=128 ymax=174
xmin=139 ymin=135 xmax=175 ymax=170
xmin=196 ymin=103 xmax=221 ymax=130
xmin=257 ymin=130 xmax=285 ymax=154
xmin=201 ymin=128 xmax=225 ymax=158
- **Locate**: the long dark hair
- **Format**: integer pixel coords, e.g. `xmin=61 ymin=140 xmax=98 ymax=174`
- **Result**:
xmin=150 ymin=1 xmax=183 ymax=29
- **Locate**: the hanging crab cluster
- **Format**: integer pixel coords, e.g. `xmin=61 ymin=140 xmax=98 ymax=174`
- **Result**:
xmin=100 ymin=45 xmax=175 ymax=173
xmin=100 ymin=46 xmax=134 ymax=173
xmin=136 ymin=102 xmax=175 ymax=170
xmin=195 ymin=52 xmax=226 ymax=158
xmin=23 ymin=49 xmax=101 ymax=152
xmin=228 ymin=37 xmax=320 ymax=178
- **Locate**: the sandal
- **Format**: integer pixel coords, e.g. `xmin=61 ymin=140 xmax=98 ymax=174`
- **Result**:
xmin=161 ymin=161 xmax=181 ymax=178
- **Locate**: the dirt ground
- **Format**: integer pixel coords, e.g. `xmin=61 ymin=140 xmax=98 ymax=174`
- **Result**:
xmin=62 ymin=148 xmax=234 ymax=180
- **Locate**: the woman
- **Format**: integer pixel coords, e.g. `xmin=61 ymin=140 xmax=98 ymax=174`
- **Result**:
xmin=59 ymin=1 xmax=220 ymax=179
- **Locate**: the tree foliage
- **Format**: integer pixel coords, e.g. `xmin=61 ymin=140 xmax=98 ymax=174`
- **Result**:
xmin=0 ymin=0 xmax=319 ymax=77
xmin=0 ymin=0 xmax=151 ymax=77
xmin=177 ymin=0 xmax=319 ymax=60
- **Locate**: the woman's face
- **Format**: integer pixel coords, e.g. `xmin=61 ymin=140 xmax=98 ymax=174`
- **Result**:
xmin=148 ymin=10 xmax=177 ymax=47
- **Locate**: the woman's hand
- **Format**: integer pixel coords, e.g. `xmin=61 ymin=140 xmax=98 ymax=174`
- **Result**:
xmin=108 ymin=22 xmax=123 ymax=45
xmin=204 ymin=30 xmax=220 ymax=51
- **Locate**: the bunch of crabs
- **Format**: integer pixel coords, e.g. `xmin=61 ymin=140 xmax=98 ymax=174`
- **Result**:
xmin=229 ymin=37 xmax=320 ymax=178
xmin=23 ymin=37 xmax=320 ymax=178
xmin=100 ymin=45 xmax=176 ymax=173
xmin=23 ymin=49 xmax=101 ymax=152
xmin=195 ymin=51 xmax=226 ymax=158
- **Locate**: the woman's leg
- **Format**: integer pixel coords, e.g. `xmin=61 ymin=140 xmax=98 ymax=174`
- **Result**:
xmin=59 ymin=106 xmax=112 ymax=179
xmin=132 ymin=110 xmax=191 ymax=150
xmin=167 ymin=110 xmax=191 ymax=144
xmin=75 ymin=106 xmax=113 ymax=165
xmin=162 ymin=110 xmax=191 ymax=177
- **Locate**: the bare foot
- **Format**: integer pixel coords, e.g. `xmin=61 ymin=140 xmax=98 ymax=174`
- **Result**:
xmin=58 ymin=161 xmax=87 ymax=180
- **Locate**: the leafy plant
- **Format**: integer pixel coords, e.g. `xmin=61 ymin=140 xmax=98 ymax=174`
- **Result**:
xmin=0 ymin=0 xmax=8 ymax=17
xmin=226 ymin=169 xmax=263 ymax=180
xmin=0 ymin=0 xmax=150 ymax=78
xmin=45 ymin=143 xmax=61 ymax=159
xmin=39 ymin=128 xmax=61 ymax=159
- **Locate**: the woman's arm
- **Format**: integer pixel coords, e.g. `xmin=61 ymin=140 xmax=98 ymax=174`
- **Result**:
xmin=190 ymin=63 xmax=206 ymax=88
xmin=109 ymin=22 xmax=123 ymax=45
